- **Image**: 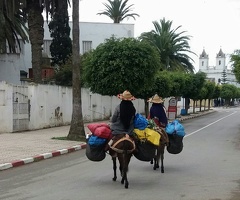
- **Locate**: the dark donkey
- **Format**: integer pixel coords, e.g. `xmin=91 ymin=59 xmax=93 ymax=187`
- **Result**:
xmin=150 ymin=126 xmax=169 ymax=173
xmin=108 ymin=134 xmax=136 ymax=189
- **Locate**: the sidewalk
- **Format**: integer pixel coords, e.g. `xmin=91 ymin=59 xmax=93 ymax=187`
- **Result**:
xmin=0 ymin=109 xmax=216 ymax=171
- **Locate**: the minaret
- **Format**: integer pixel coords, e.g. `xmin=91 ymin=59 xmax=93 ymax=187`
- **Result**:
xmin=199 ymin=48 xmax=209 ymax=71
xmin=215 ymin=48 xmax=226 ymax=70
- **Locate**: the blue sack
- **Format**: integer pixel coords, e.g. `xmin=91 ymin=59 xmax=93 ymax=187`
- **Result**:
xmin=166 ymin=120 xmax=185 ymax=137
xmin=88 ymin=135 xmax=107 ymax=146
xmin=134 ymin=113 xmax=148 ymax=130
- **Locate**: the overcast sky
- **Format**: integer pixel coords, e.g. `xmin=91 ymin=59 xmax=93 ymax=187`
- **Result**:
xmin=75 ymin=0 xmax=240 ymax=71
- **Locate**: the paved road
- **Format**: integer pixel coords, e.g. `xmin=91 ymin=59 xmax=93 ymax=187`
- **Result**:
xmin=0 ymin=107 xmax=239 ymax=200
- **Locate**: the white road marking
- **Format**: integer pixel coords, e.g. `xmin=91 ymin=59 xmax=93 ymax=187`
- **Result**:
xmin=185 ymin=111 xmax=237 ymax=138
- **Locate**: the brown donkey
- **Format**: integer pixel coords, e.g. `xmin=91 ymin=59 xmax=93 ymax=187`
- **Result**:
xmin=108 ymin=134 xmax=136 ymax=189
xmin=150 ymin=127 xmax=169 ymax=173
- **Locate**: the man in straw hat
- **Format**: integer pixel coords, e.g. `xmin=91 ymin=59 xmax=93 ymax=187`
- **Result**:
xmin=110 ymin=90 xmax=136 ymax=135
xmin=148 ymin=94 xmax=168 ymax=128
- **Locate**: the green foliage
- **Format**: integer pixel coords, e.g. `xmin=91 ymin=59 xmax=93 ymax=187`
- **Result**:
xmin=183 ymin=72 xmax=206 ymax=100
xmin=198 ymin=86 xmax=208 ymax=100
xmin=230 ymin=50 xmax=240 ymax=83
xmin=97 ymin=0 xmax=139 ymax=23
xmin=139 ymin=18 xmax=196 ymax=73
xmin=48 ymin=0 xmax=72 ymax=66
xmin=204 ymin=80 xmax=215 ymax=99
xmin=221 ymin=69 xmax=227 ymax=84
xmin=0 ymin=0 xmax=29 ymax=53
xmin=168 ymin=71 xmax=186 ymax=97
xmin=136 ymin=70 xmax=172 ymax=100
xmin=82 ymin=37 xmax=161 ymax=96
xmin=213 ymin=85 xmax=221 ymax=99
xmin=54 ymin=59 xmax=72 ymax=86
xmin=220 ymin=84 xmax=238 ymax=101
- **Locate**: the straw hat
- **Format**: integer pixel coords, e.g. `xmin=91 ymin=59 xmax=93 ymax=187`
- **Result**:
xmin=117 ymin=90 xmax=136 ymax=101
xmin=148 ymin=94 xmax=164 ymax=104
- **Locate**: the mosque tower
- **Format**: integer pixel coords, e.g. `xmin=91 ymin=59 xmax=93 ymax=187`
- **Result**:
xmin=199 ymin=48 xmax=209 ymax=71
xmin=215 ymin=48 xmax=226 ymax=70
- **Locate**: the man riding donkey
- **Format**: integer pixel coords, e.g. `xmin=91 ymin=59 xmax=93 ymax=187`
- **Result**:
xmin=107 ymin=90 xmax=136 ymax=188
xmin=148 ymin=94 xmax=169 ymax=172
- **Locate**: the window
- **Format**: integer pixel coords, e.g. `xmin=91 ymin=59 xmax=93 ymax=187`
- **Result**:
xmin=202 ymin=61 xmax=204 ymax=66
xmin=43 ymin=40 xmax=52 ymax=57
xmin=82 ymin=41 xmax=92 ymax=54
xmin=219 ymin=60 xmax=221 ymax=65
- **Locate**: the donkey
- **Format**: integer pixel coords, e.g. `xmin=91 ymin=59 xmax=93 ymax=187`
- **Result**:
xmin=108 ymin=134 xmax=136 ymax=189
xmin=150 ymin=127 xmax=169 ymax=173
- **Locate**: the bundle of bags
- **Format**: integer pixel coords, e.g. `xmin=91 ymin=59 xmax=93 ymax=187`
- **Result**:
xmin=165 ymin=119 xmax=185 ymax=154
xmin=85 ymin=123 xmax=112 ymax=162
xmin=133 ymin=113 xmax=161 ymax=162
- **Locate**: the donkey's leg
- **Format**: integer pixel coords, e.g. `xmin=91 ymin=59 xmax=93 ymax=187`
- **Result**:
xmin=112 ymin=157 xmax=117 ymax=181
xmin=160 ymin=146 xmax=165 ymax=173
xmin=153 ymin=147 xmax=160 ymax=170
xmin=121 ymin=154 xmax=130 ymax=189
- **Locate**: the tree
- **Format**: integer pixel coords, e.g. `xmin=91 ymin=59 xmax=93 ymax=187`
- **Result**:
xmin=221 ymin=69 xmax=227 ymax=84
xmin=220 ymin=84 xmax=238 ymax=106
xmin=54 ymin=59 xmax=72 ymax=86
xmin=230 ymin=50 xmax=240 ymax=83
xmin=139 ymin=18 xmax=196 ymax=73
xmin=197 ymin=85 xmax=207 ymax=111
xmin=0 ymin=0 xmax=28 ymax=53
xmin=83 ymin=37 xmax=160 ymax=96
xmin=67 ymin=0 xmax=85 ymax=141
xmin=204 ymin=80 xmax=215 ymax=110
xmin=97 ymin=0 xmax=139 ymax=23
xmin=48 ymin=0 xmax=72 ymax=66
xmin=182 ymin=72 xmax=206 ymax=113
xmin=22 ymin=0 xmax=70 ymax=83
xmin=136 ymin=70 xmax=172 ymax=116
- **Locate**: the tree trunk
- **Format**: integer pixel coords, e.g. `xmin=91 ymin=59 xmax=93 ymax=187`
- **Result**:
xmin=144 ymin=99 xmax=149 ymax=118
xmin=208 ymin=99 xmax=211 ymax=110
xmin=193 ymin=100 xmax=196 ymax=113
xmin=28 ymin=1 xmax=44 ymax=83
xmin=67 ymin=0 xmax=85 ymax=141
xmin=199 ymin=100 xmax=202 ymax=111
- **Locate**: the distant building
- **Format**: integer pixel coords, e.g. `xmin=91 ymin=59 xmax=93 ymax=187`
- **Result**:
xmin=198 ymin=48 xmax=240 ymax=87
xmin=0 ymin=21 xmax=134 ymax=85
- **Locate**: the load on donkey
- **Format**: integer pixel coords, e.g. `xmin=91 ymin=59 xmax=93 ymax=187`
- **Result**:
xmin=85 ymin=91 xmax=185 ymax=189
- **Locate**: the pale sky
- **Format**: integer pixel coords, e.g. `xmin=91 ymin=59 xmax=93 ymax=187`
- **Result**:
xmin=75 ymin=0 xmax=240 ymax=71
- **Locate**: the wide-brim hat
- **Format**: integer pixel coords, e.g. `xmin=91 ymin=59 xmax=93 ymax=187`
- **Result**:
xmin=148 ymin=94 xmax=164 ymax=104
xmin=117 ymin=90 xmax=136 ymax=101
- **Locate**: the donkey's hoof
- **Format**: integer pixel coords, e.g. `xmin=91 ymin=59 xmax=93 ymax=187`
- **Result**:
xmin=112 ymin=177 xmax=117 ymax=181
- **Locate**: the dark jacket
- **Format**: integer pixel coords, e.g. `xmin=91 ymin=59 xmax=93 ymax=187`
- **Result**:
xmin=149 ymin=103 xmax=168 ymax=127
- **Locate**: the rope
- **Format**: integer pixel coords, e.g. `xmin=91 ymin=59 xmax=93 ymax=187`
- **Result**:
xmin=110 ymin=136 xmax=136 ymax=154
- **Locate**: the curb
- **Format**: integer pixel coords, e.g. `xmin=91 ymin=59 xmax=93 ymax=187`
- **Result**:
xmin=0 ymin=143 xmax=87 ymax=171
xmin=178 ymin=110 xmax=216 ymax=122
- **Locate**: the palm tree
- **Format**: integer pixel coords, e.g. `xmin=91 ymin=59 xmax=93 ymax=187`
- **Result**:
xmin=140 ymin=18 xmax=196 ymax=73
xmin=67 ymin=0 xmax=85 ymax=141
xmin=0 ymin=0 xmax=28 ymax=53
xmin=97 ymin=0 xmax=139 ymax=23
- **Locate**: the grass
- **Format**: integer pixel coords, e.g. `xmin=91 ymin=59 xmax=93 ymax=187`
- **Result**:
xmin=52 ymin=136 xmax=86 ymax=142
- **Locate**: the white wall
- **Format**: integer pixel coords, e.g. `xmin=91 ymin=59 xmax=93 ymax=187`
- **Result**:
xmin=0 ymin=54 xmax=25 ymax=85
xmin=0 ymin=82 xmax=13 ymax=132
xmin=0 ymin=82 xmax=145 ymax=133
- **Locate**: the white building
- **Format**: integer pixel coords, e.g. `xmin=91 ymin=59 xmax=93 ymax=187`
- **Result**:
xmin=0 ymin=21 xmax=134 ymax=85
xmin=198 ymin=48 xmax=240 ymax=87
